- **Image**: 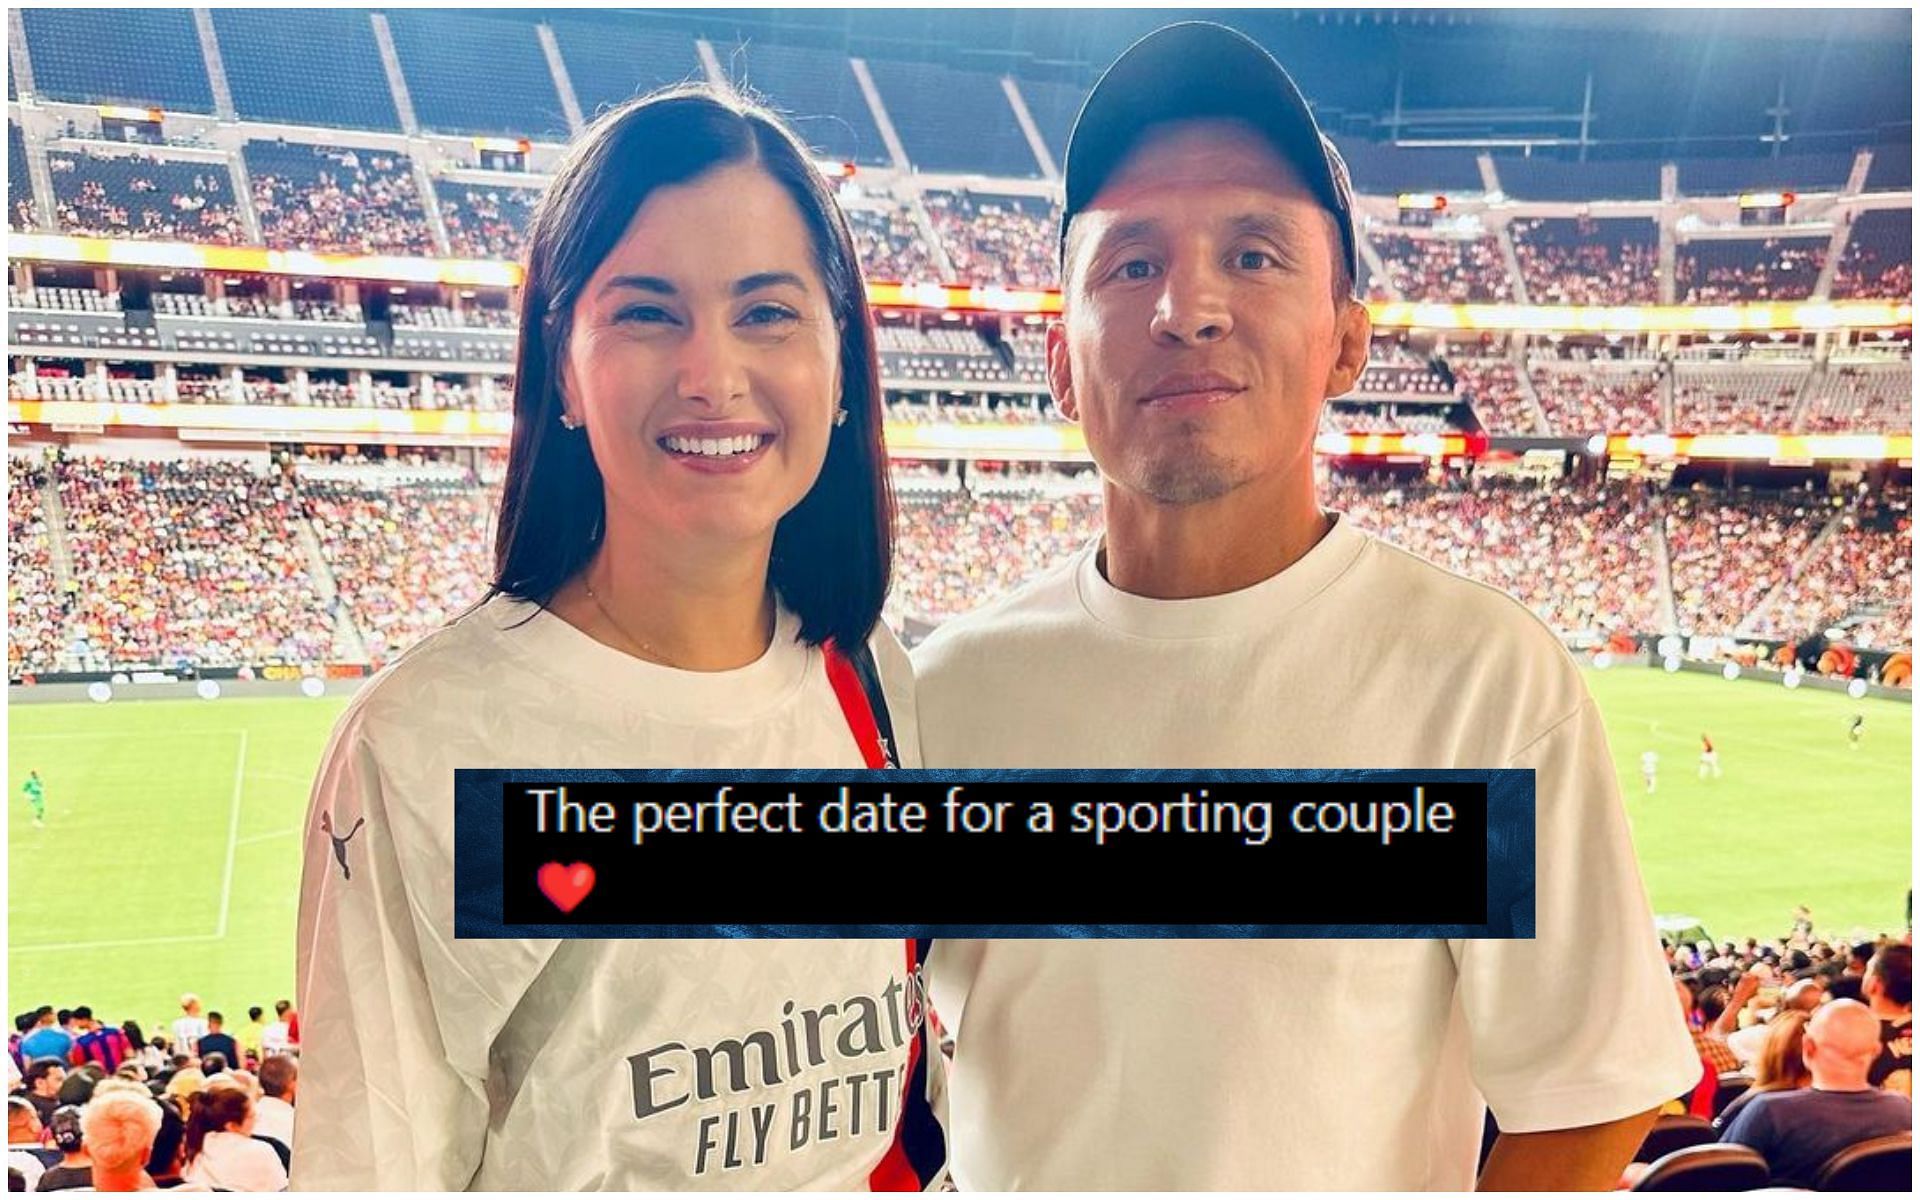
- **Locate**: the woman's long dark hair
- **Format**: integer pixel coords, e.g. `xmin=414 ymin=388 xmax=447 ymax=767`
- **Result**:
xmin=180 ymin=1083 xmax=250 ymax=1163
xmin=491 ymin=86 xmax=892 ymax=649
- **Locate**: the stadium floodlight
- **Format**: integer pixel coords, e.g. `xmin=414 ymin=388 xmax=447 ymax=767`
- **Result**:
xmin=1722 ymin=663 xmax=1741 ymax=681
xmin=1663 ymin=655 xmax=1683 ymax=673
xmin=1782 ymin=669 xmax=1803 ymax=689
xmin=1847 ymin=679 xmax=1870 ymax=700
xmin=87 ymin=682 xmax=113 ymax=703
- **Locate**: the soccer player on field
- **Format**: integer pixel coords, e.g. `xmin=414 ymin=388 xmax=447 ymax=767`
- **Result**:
xmin=1698 ymin=733 xmax=1722 ymax=779
xmin=1641 ymin=750 xmax=1658 ymax=794
xmin=20 ymin=771 xmax=44 ymax=827
xmin=1849 ymin=713 xmax=1865 ymax=749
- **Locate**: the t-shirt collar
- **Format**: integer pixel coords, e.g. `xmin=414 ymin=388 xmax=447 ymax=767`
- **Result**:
xmin=1076 ymin=510 xmax=1366 ymax=639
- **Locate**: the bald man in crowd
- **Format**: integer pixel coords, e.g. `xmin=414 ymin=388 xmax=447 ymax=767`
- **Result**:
xmin=1718 ymin=999 xmax=1911 ymax=1185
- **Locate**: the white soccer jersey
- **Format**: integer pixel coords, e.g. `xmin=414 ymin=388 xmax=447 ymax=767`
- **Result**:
xmin=293 ymin=595 xmax=944 ymax=1191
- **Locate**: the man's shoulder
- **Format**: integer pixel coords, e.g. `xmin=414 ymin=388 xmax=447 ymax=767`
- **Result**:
xmin=911 ymin=548 xmax=1090 ymax=678
xmin=1346 ymin=523 xmax=1572 ymax=653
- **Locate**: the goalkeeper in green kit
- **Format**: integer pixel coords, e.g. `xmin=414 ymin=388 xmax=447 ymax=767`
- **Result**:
xmin=21 ymin=770 xmax=45 ymax=827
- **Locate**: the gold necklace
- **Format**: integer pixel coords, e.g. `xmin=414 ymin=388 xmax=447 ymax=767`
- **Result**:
xmin=581 ymin=573 xmax=674 ymax=667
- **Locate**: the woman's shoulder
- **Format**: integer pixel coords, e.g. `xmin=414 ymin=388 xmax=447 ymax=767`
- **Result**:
xmin=332 ymin=593 xmax=538 ymax=742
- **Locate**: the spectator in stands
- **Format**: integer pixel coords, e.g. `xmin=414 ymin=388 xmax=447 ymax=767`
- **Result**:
xmin=260 ymin=1002 xmax=292 ymax=1057
xmin=21 ymin=1059 xmax=67 ymax=1125
xmin=19 ymin=1009 xmax=72 ymax=1066
xmin=1718 ymin=1000 xmax=1913 ymax=1185
xmin=181 ymin=1083 xmax=284 ymax=1191
xmin=124 ymin=1025 xmax=166 ymax=1077
xmin=5 ymin=1098 xmax=51 ymax=1193
xmin=914 ymin=22 xmax=1695 ymax=1191
xmin=170 ymin=997 xmax=206 ymax=1059
xmin=1729 ymin=975 xmax=1828 ymax=1066
xmin=196 ymin=1015 xmax=237 ymax=1074
xmin=161 ymin=1068 xmax=206 ymax=1119
xmin=252 ymin=1056 xmax=295 ymax=1154
xmin=297 ymin=86 xmax=934 ymax=1191
xmin=55 ymin=1064 xmax=103 ymax=1109
xmin=143 ymin=1097 xmax=190 ymax=1189
xmin=72 ymin=1009 xmax=131 ymax=1074
xmin=34 ymin=1105 xmax=90 ymax=1191
xmin=77 ymin=1086 xmax=164 ymax=1193
xmin=1864 ymin=944 xmax=1912 ymax=1094
xmin=1713 ymin=1009 xmax=1813 ymax=1131
xmin=234 ymin=1009 xmax=265 ymax=1069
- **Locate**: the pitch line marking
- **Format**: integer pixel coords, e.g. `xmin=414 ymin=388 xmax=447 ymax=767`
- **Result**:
xmin=12 ymin=932 xmax=220 ymax=953
xmin=215 ymin=730 xmax=249 ymax=939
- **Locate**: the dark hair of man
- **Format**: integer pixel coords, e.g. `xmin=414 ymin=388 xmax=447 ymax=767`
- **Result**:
xmin=257 ymin=1055 xmax=296 ymax=1100
xmin=206 ymin=1013 xmax=222 ymax=1027
xmin=121 ymin=1021 xmax=145 ymax=1051
xmin=273 ymin=1001 xmax=289 ymax=1018
xmin=247 ymin=1007 xmax=262 ymax=1023
xmin=199 ymin=1052 xmax=228 ymax=1076
xmin=1868 ymin=944 xmax=1913 ymax=1006
xmin=146 ymin=1097 xmax=186 ymax=1182
xmin=491 ymin=84 xmax=892 ymax=651
xmin=24 ymin=1059 xmax=64 ymax=1089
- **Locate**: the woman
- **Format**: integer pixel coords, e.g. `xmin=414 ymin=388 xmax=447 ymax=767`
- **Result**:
xmin=294 ymin=87 xmax=942 ymax=1190
xmin=1713 ymin=1009 xmax=1812 ymax=1132
xmin=180 ymin=1083 xmax=284 ymax=1191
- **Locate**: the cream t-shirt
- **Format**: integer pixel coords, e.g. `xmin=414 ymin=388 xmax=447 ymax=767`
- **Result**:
xmin=913 ymin=515 xmax=1700 ymax=1190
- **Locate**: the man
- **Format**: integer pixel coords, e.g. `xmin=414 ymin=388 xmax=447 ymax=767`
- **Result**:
xmin=1641 ymin=748 xmax=1659 ymax=794
xmin=169 ymin=995 xmax=206 ymax=1058
xmin=237 ymin=1007 xmax=267 ymax=1067
xmin=195 ymin=1013 xmax=238 ymax=1072
xmin=1863 ymin=944 xmax=1912 ymax=1094
xmin=6 ymin=1096 xmax=55 ymax=1192
xmin=21 ymin=1058 xmax=68 ymax=1125
xmin=77 ymin=1087 xmax=164 ymax=1193
xmin=1719 ymin=1000 xmax=1912 ymax=1185
xmin=1848 ymin=713 xmax=1864 ymax=749
xmin=19 ymin=1008 xmax=73 ymax=1066
xmin=71 ymin=1008 xmax=131 ymax=1074
xmin=260 ymin=1000 xmax=292 ymax=1057
xmin=914 ymin=22 xmax=1699 ymax=1190
xmin=1698 ymin=732 xmax=1722 ymax=779
xmin=21 ymin=770 xmax=45 ymax=827
xmin=252 ymin=1055 xmax=296 ymax=1153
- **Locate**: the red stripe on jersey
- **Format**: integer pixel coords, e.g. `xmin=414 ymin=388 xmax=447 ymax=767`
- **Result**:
xmin=867 ymin=939 xmax=926 ymax=1191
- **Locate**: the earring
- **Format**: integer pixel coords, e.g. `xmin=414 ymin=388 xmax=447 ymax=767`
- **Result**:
xmin=559 ymin=411 xmax=581 ymax=430
xmin=833 ymin=406 xmax=849 ymax=428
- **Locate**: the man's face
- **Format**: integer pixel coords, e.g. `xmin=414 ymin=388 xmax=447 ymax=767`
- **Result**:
xmin=1050 ymin=119 xmax=1367 ymax=509
xmin=35 ymin=1067 xmax=65 ymax=1097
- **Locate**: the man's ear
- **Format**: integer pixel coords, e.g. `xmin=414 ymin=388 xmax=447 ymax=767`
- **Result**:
xmin=1322 ymin=298 xmax=1373 ymax=400
xmin=1047 ymin=320 xmax=1077 ymax=422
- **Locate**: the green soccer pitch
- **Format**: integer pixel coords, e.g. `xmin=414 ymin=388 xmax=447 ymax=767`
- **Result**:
xmin=7 ymin=670 xmax=1913 ymax=1028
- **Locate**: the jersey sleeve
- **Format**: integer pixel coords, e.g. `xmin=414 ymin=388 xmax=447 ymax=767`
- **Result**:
xmin=291 ymin=705 xmax=550 ymax=1190
xmin=1449 ymin=698 xmax=1703 ymax=1133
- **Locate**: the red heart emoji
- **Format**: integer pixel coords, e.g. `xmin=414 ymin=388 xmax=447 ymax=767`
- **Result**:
xmin=537 ymin=862 xmax=596 ymax=914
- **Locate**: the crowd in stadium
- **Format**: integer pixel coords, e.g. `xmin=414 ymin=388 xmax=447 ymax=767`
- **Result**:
xmin=49 ymin=457 xmax=336 ymax=673
xmin=1510 ymin=217 xmax=1661 ymax=306
xmin=9 ymin=452 xmax=1910 ymax=675
xmin=1678 ymin=238 xmax=1827 ymax=304
xmin=8 ymin=931 xmax=1905 ymax=1191
xmin=437 ymin=183 xmax=540 ymax=261
xmin=1368 ymin=233 xmax=1515 ymax=304
xmin=8 ymin=996 xmax=301 ymax=1192
xmin=45 ymin=151 xmax=246 ymax=245
xmin=245 ymin=144 xmax=435 ymax=258
xmin=923 ymin=190 xmax=1060 ymax=289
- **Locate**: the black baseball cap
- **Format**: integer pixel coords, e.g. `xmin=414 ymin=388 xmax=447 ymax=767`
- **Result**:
xmin=1059 ymin=21 xmax=1360 ymax=291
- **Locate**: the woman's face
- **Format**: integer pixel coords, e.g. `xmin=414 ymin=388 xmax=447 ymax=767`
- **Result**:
xmin=561 ymin=160 xmax=841 ymax=551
